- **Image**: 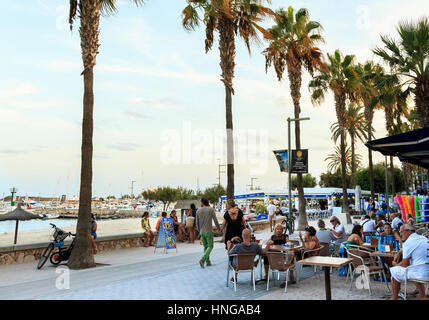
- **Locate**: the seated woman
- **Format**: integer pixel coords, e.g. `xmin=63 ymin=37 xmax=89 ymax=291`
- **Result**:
xmin=141 ymin=211 xmax=155 ymax=247
xmin=263 ymin=224 xmax=294 ymax=285
xmin=345 ymin=224 xmax=363 ymax=247
xmin=299 ymin=226 xmax=321 ymax=258
xmin=170 ymin=210 xmax=186 ymax=242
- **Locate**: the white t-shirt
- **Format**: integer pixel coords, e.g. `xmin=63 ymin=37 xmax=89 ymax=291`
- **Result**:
xmin=266 ymin=204 xmax=276 ymax=216
xmin=402 ymin=233 xmax=429 ymax=280
xmin=374 ymin=201 xmax=380 ymax=210
xmin=392 ymin=217 xmax=404 ymax=232
xmin=360 ymin=219 xmax=376 ymax=233
xmin=280 ymin=206 xmax=288 ymax=215
xmin=332 ymin=224 xmax=347 ymax=244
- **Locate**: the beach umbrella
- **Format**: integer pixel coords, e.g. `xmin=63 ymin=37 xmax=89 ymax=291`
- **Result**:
xmin=0 ymin=203 xmax=41 ymax=244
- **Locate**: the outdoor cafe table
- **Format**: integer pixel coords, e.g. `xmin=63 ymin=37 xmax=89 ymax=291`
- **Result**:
xmin=297 ymin=256 xmax=354 ymax=300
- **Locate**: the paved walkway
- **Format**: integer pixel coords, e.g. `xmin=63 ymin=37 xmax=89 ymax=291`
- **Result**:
xmin=0 ymin=218 xmax=414 ymax=300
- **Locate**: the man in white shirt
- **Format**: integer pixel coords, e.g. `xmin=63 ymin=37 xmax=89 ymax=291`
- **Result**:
xmin=391 ymin=213 xmax=404 ymax=232
xmin=266 ymin=201 xmax=276 ymax=232
xmin=280 ymin=203 xmax=288 ymax=216
xmin=328 ymin=216 xmax=347 ymax=244
xmin=389 ymin=224 xmax=429 ymax=300
xmin=360 ymin=214 xmax=376 ymax=233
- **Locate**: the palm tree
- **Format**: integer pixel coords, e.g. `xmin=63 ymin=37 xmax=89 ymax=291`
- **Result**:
xmin=330 ymin=104 xmax=368 ymax=187
xmin=374 ymin=71 xmax=410 ymax=197
xmin=263 ymin=6 xmax=326 ymax=230
xmin=354 ymin=62 xmax=383 ymax=200
xmin=309 ymin=50 xmax=359 ymax=213
xmin=182 ymin=0 xmax=276 ymax=201
xmin=325 ymin=143 xmax=362 ymax=176
xmin=373 ymin=18 xmax=429 ymax=127
xmin=67 ymin=0 xmax=145 ymax=270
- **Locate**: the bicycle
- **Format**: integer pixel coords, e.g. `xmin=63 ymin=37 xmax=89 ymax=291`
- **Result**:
xmin=37 ymin=223 xmax=76 ymax=269
xmin=282 ymin=213 xmax=295 ymax=236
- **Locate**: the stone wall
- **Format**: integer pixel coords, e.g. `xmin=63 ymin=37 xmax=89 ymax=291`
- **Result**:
xmin=0 ymin=233 xmax=153 ymax=266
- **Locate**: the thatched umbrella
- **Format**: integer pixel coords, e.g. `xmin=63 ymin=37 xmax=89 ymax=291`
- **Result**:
xmin=0 ymin=203 xmax=41 ymax=244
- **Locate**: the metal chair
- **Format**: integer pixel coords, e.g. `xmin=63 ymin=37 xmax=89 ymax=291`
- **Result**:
xmin=402 ymin=262 xmax=429 ymax=300
xmin=226 ymin=253 xmax=257 ymax=292
xmin=300 ymin=245 xmax=324 ymax=280
xmin=266 ymin=251 xmax=297 ymax=293
xmin=347 ymin=247 xmax=390 ymax=296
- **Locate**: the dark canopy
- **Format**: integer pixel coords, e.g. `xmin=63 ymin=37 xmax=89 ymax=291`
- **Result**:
xmin=365 ymin=127 xmax=429 ymax=169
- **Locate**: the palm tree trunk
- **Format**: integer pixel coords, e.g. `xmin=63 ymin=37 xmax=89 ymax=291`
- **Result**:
xmin=287 ymin=66 xmax=307 ymax=231
xmin=415 ymin=83 xmax=429 ymax=127
xmin=340 ymin=131 xmax=349 ymax=213
xmin=68 ymin=0 xmax=100 ymax=270
xmin=334 ymin=94 xmax=349 ymax=214
xmin=350 ymin=134 xmax=356 ymax=187
xmin=402 ymin=162 xmax=409 ymax=195
xmin=365 ymin=109 xmax=375 ymax=199
xmin=218 ymin=16 xmax=235 ymax=201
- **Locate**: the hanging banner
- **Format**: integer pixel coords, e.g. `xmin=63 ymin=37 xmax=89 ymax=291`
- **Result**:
xmin=291 ymin=149 xmax=308 ymax=174
xmin=273 ymin=150 xmax=288 ymax=173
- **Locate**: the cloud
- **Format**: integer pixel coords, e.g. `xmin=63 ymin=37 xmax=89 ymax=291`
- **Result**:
xmin=0 ymin=149 xmax=26 ymax=154
xmin=129 ymin=97 xmax=185 ymax=110
xmin=97 ymin=63 xmax=218 ymax=84
xmin=0 ymin=83 xmax=37 ymax=97
xmin=107 ymin=143 xmax=140 ymax=152
xmin=123 ymin=110 xmax=149 ymax=120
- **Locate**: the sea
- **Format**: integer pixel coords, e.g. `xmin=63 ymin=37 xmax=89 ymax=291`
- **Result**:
xmin=0 ymin=218 xmax=77 ymax=234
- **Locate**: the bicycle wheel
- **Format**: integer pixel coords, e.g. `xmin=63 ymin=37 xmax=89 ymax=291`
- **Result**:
xmin=50 ymin=251 xmax=61 ymax=265
xmin=37 ymin=243 xmax=54 ymax=269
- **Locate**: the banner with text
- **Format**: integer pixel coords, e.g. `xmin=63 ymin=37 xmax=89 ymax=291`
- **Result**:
xmin=291 ymin=149 xmax=308 ymax=174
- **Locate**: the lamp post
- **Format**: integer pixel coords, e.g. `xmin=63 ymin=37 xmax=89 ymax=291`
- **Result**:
xmin=287 ymin=117 xmax=310 ymax=217
xmin=217 ymin=158 xmax=226 ymax=186
xmin=250 ymin=178 xmax=258 ymax=191
xmin=384 ymin=156 xmax=389 ymax=207
xmin=130 ymin=181 xmax=136 ymax=199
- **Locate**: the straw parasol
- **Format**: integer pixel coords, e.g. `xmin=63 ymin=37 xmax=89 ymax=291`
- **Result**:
xmin=0 ymin=203 xmax=41 ymax=244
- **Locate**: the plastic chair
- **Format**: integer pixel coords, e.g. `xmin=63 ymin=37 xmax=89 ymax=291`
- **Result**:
xmin=266 ymin=251 xmax=297 ymax=293
xmin=347 ymin=248 xmax=390 ymax=296
xmin=402 ymin=262 xmax=429 ymax=300
xmin=226 ymin=254 xmax=257 ymax=292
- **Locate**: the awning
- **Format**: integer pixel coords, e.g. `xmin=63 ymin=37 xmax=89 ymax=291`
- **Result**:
xmin=365 ymin=127 xmax=429 ymax=169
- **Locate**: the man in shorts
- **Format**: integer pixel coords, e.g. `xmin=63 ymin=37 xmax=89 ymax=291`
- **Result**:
xmin=266 ymin=201 xmax=276 ymax=232
xmin=389 ymin=224 xmax=429 ymax=300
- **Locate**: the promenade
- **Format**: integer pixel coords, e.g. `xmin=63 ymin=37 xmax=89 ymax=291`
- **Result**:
xmin=0 ymin=218 xmax=407 ymax=301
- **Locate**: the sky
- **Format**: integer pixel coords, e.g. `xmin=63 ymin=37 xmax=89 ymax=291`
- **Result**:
xmin=1 ymin=0 xmax=428 ymax=199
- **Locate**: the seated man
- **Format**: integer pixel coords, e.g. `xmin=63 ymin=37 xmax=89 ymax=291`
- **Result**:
xmin=389 ymin=224 xmax=429 ymax=300
xmin=228 ymin=229 xmax=264 ymax=280
xmin=155 ymin=211 xmax=168 ymax=231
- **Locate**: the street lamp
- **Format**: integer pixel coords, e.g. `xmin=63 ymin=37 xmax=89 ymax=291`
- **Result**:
xmin=217 ymin=158 xmax=226 ymax=186
xmin=250 ymin=178 xmax=258 ymax=191
xmin=384 ymin=156 xmax=389 ymax=207
xmin=287 ymin=117 xmax=310 ymax=215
